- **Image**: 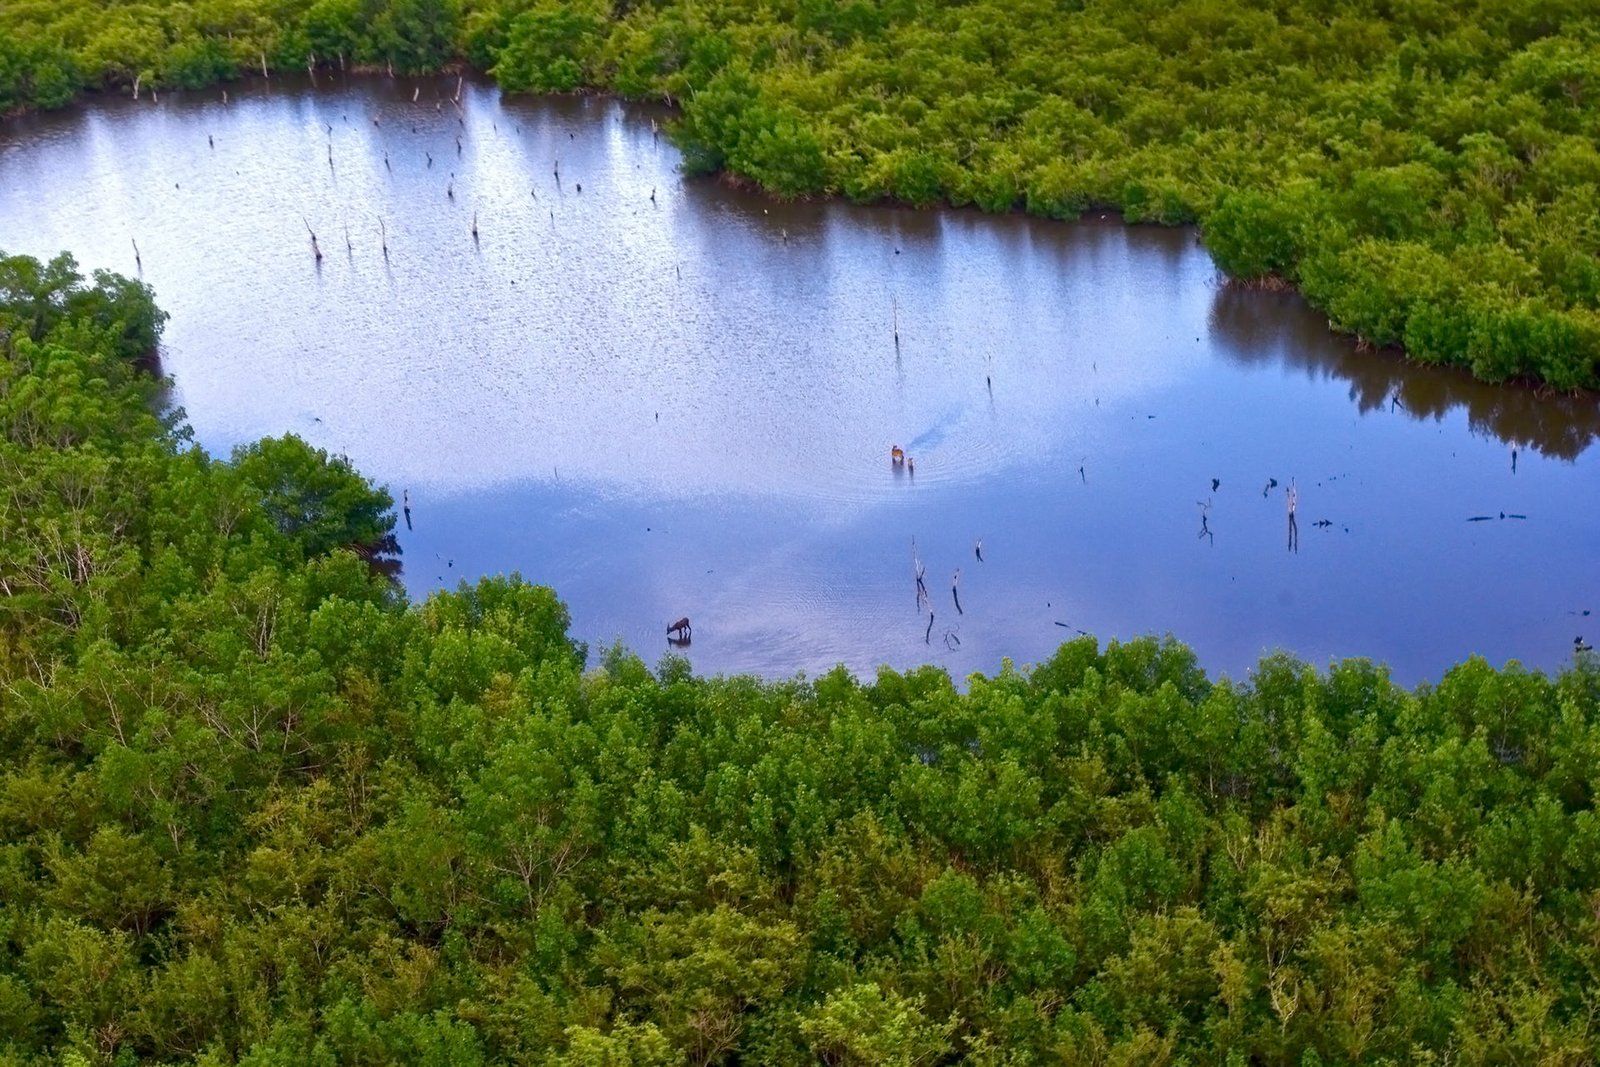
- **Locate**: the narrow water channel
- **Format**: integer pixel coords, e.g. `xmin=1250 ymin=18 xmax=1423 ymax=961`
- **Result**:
xmin=2 ymin=74 xmax=1595 ymax=683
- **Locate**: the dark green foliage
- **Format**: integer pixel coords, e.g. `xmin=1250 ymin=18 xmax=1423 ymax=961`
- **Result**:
xmin=230 ymin=435 xmax=399 ymax=560
xmin=3 ymin=261 xmax=1600 ymax=1062
xmin=494 ymin=2 xmax=603 ymax=93
xmin=366 ymin=0 xmax=464 ymax=72
xmin=0 ymin=251 xmax=166 ymax=365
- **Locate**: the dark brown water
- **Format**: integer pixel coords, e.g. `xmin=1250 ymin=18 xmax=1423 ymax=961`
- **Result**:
xmin=3 ymin=74 xmax=1596 ymax=683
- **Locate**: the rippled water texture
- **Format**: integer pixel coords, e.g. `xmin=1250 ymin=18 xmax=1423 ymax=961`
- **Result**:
xmin=2 ymin=74 xmax=1597 ymax=682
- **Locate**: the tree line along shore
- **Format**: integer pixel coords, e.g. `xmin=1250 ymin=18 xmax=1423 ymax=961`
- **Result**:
xmin=3 ymin=0 xmax=1599 ymax=389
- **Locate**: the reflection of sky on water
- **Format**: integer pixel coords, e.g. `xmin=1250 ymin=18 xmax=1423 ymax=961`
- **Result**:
xmin=0 ymin=77 xmax=1206 ymax=506
xmin=1 ymin=75 xmax=1596 ymax=684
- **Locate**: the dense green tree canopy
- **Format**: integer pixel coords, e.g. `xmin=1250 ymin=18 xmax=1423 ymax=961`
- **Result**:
xmin=3 ymin=250 xmax=1600 ymax=1062
xmin=3 ymin=0 xmax=1600 ymax=387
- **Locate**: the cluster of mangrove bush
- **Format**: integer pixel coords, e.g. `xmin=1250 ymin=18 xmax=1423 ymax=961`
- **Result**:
xmin=4 ymin=249 xmax=1600 ymax=1063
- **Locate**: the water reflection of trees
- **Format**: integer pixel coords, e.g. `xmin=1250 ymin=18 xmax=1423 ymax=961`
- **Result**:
xmin=1209 ymin=285 xmax=1600 ymax=461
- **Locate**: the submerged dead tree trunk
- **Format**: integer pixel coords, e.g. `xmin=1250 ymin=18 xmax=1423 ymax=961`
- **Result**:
xmin=303 ymin=217 xmax=322 ymax=262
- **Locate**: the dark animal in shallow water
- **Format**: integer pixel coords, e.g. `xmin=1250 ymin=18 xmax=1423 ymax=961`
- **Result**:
xmin=667 ymin=617 xmax=692 ymax=640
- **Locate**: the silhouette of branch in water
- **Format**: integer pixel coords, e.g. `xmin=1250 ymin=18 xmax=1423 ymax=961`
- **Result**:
xmin=1197 ymin=500 xmax=1214 ymax=545
xmin=925 ymin=611 xmax=934 ymax=644
xmin=952 ymin=569 xmax=963 ymax=615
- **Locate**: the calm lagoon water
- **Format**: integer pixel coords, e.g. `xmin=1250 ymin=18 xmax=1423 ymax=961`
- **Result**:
xmin=2 ymin=74 xmax=1596 ymax=683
